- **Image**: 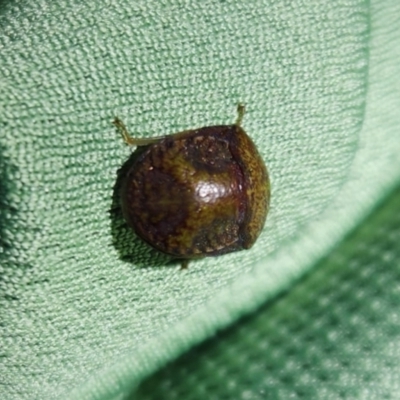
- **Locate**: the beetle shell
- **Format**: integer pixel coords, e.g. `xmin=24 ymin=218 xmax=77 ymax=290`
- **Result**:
xmin=120 ymin=123 xmax=270 ymax=259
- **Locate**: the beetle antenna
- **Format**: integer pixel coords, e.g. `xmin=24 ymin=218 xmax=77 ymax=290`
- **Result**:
xmin=113 ymin=117 xmax=166 ymax=146
xmin=235 ymin=103 xmax=246 ymax=126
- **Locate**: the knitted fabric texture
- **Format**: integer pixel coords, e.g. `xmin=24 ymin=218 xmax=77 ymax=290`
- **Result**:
xmin=0 ymin=0 xmax=399 ymax=399
xmin=134 ymin=185 xmax=400 ymax=400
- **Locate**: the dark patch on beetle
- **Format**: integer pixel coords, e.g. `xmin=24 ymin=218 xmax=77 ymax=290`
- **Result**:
xmin=109 ymin=150 xmax=175 ymax=268
xmin=181 ymin=127 xmax=234 ymax=174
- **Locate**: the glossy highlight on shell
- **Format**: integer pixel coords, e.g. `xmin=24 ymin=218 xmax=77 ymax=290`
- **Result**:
xmin=114 ymin=105 xmax=270 ymax=260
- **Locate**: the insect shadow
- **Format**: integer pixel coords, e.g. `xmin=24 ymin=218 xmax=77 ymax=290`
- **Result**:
xmin=109 ymin=148 xmax=177 ymax=269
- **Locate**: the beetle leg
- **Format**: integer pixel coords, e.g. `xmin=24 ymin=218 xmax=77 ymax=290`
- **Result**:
xmin=180 ymin=260 xmax=189 ymax=270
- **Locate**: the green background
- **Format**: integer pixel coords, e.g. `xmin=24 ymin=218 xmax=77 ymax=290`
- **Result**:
xmin=134 ymin=182 xmax=400 ymax=400
xmin=0 ymin=0 xmax=399 ymax=399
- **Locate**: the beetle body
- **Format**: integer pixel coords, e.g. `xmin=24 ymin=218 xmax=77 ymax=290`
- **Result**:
xmin=115 ymin=106 xmax=270 ymax=260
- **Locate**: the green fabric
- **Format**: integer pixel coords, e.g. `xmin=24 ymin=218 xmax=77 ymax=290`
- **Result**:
xmin=134 ymin=184 xmax=400 ymax=400
xmin=0 ymin=0 xmax=399 ymax=399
